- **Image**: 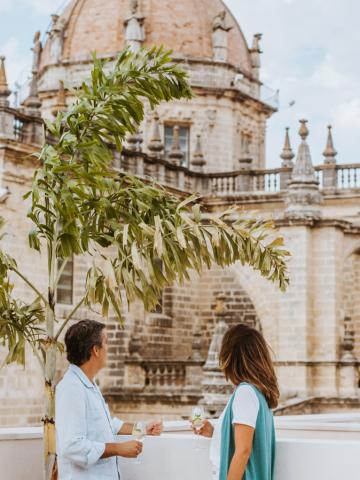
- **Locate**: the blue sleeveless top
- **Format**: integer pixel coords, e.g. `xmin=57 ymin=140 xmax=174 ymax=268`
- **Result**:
xmin=219 ymin=382 xmax=276 ymax=480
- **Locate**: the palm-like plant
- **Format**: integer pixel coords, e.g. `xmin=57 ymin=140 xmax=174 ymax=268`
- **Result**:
xmin=0 ymin=47 xmax=289 ymax=479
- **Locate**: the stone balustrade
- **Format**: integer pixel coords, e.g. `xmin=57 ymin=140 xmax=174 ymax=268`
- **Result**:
xmin=122 ymin=358 xmax=204 ymax=394
xmin=118 ymin=149 xmax=360 ymax=197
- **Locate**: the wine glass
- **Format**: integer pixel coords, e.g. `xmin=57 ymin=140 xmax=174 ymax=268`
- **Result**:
xmin=132 ymin=421 xmax=146 ymax=464
xmin=191 ymin=406 xmax=205 ymax=450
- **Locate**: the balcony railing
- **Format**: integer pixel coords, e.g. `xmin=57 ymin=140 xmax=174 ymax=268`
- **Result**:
xmin=119 ymin=150 xmax=360 ymax=198
xmin=120 ymin=359 xmax=204 ymax=399
xmin=1 ymin=414 xmax=359 ymax=480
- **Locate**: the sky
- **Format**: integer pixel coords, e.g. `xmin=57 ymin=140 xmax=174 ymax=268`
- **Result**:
xmin=0 ymin=0 xmax=359 ymax=168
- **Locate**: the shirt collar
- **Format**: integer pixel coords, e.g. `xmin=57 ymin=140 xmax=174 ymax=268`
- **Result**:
xmin=69 ymin=364 xmax=96 ymax=389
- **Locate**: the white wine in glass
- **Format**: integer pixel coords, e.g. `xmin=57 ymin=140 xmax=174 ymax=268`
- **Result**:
xmin=191 ymin=406 xmax=205 ymax=450
xmin=132 ymin=421 xmax=146 ymax=464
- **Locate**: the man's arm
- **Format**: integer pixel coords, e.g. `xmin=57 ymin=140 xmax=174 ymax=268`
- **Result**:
xmin=101 ymin=441 xmax=142 ymax=459
xmin=227 ymin=424 xmax=254 ymax=480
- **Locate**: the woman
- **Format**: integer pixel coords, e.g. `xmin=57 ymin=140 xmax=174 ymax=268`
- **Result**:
xmin=196 ymin=324 xmax=279 ymax=480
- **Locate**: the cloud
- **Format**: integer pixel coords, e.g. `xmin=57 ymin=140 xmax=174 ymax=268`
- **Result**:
xmin=0 ymin=0 xmax=70 ymax=16
xmin=25 ymin=0 xmax=70 ymax=15
xmin=332 ymin=99 xmax=360 ymax=130
xmin=224 ymin=0 xmax=360 ymax=166
xmin=310 ymin=54 xmax=354 ymax=90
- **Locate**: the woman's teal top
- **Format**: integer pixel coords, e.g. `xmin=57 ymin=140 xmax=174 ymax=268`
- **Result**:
xmin=219 ymin=382 xmax=276 ymax=480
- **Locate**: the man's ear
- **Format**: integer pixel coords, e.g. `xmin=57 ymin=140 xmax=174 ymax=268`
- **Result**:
xmin=92 ymin=344 xmax=100 ymax=358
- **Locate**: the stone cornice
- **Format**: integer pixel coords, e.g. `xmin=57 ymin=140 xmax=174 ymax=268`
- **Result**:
xmin=104 ymin=390 xmax=203 ymax=405
xmin=0 ymin=138 xmax=41 ymax=156
xmin=275 ymin=359 xmax=360 ymax=367
xmin=275 ymin=217 xmax=360 ymax=233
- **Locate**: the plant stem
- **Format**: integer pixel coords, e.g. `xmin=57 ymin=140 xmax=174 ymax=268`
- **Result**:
xmin=30 ymin=342 xmax=45 ymax=374
xmin=54 ymin=258 xmax=68 ymax=288
xmin=54 ymin=297 xmax=85 ymax=341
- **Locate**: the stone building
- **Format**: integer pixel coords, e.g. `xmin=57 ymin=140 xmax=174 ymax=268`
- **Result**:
xmin=0 ymin=0 xmax=359 ymax=426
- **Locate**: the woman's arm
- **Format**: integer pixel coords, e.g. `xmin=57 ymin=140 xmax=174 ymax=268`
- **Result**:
xmin=227 ymin=424 xmax=254 ymax=480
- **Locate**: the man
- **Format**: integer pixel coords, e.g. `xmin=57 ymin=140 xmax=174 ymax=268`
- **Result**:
xmin=56 ymin=319 xmax=163 ymax=479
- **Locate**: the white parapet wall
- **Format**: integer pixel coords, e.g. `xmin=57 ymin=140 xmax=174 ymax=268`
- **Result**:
xmin=0 ymin=414 xmax=359 ymax=480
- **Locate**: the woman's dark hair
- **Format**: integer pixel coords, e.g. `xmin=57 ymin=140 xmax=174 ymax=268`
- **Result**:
xmin=64 ymin=320 xmax=105 ymax=366
xmin=219 ymin=324 xmax=280 ymax=409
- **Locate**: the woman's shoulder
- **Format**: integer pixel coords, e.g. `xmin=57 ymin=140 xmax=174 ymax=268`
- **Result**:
xmin=234 ymin=383 xmax=260 ymax=408
xmin=231 ymin=383 xmax=260 ymax=427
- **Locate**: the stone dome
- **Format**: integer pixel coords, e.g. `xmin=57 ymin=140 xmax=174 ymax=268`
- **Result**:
xmin=39 ymin=0 xmax=252 ymax=73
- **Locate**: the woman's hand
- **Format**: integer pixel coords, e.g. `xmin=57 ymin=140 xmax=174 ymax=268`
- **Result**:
xmin=116 ymin=440 xmax=143 ymax=458
xmin=191 ymin=419 xmax=214 ymax=438
xmin=146 ymin=420 xmax=163 ymax=436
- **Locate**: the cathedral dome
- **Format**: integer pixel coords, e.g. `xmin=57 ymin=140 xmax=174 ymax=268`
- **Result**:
xmin=39 ymin=0 xmax=252 ymax=74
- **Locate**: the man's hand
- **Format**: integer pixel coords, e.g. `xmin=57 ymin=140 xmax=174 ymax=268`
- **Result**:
xmin=117 ymin=440 xmax=143 ymax=458
xmin=191 ymin=419 xmax=214 ymax=438
xmin=146 ymin=420 xmax=163 ymax=436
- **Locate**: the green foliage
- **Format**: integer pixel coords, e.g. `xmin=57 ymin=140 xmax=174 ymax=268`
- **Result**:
xmin=0 ymin=223 xmax=45 ymax=366
xmin=0 ymin=47 xmax=290 ymax=369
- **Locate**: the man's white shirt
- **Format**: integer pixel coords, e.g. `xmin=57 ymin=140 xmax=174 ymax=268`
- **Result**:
xmin=56 ymin=364 xmax=123 ymax=479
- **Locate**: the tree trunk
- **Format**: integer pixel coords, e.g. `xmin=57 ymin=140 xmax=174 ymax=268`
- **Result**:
xmin=44 ymin=340 xmax=57 ymax=480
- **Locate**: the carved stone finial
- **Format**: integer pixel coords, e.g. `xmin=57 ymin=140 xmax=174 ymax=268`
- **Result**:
xmin=51 ymin=80 xmax=67 ymax=116
xmin=168 ymin=125 xmax=184 ymax=165
xmin=285 ymin=120 xmax=322 ymax=220
xmin=124 ymin=0 xmax=145 ymax=52
xmin=191 ymin=134 xmax=206 ymax=171
xmin=280 ymin=127 xmax=295 ymax=167
xmin=251 ymin=33 xmax=262 ymax=52
xmin=212 ymin=11 xmax=232 ymax=62
xmin=323 ymin=125 xmax=337 ymax=164
xmin=0 ymin=56 xmax=11 ymax=107
xmin=298 ymin=119 xmax=309 ymax=140
xmin=148 ymin=111 xmax=164 ymax=157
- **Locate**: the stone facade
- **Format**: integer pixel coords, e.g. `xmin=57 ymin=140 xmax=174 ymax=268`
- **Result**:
xmin=0 ymin=0 xmax=359 ymax=427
